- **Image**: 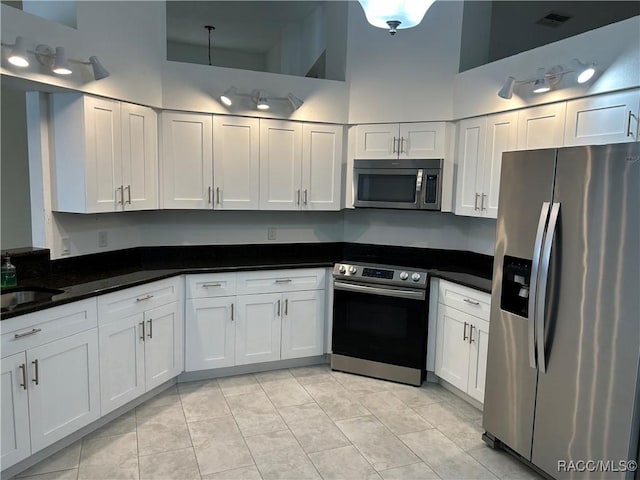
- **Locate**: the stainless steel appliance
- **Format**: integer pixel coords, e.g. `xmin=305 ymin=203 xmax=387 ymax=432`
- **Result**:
xmin=331 ymin=262 xmax=428 ymax=386
xmin=483 ymin=143 xmax=640 ymax=479
xmin=353 ymin=159 xmax=442 ymax=210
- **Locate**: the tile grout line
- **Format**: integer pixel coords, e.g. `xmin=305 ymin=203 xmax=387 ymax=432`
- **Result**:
xmin=178 ymin=379 xmax=212 ymax=480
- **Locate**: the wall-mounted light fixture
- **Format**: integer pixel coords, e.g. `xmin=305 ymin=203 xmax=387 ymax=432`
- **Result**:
xmin=2 ymin=36 xmax=109 ymax=80
xmin=358 ymin=0 xmax=436 ymax=35
xmin=219 ymin=87 xmax=304 ymax=112
xmin=498 ymin=58 xmax=596 ymax=99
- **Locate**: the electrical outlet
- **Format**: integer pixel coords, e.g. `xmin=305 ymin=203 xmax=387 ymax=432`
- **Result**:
xmin=61 ymin=237 xmax=70 ymax=256
xmin=98 ymin=231 xmax=108 ymax=248
xmin=267 ymin=227 xmax=277 ymax=241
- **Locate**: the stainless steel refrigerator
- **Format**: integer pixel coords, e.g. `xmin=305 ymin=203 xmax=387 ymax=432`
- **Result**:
xmin=483 ymin=143 xmax=640 ymax=479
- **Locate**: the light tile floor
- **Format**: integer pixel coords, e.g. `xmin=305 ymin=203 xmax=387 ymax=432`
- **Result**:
xmin=14 ymin=366 xmax=542 ymax=480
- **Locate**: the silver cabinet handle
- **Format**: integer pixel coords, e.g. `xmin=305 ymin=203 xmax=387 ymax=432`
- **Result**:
xmin=136 ymin=294 xmax=154 ymax=302
xmin=202 ymin=283 xmax=222 ymax=288
xmin=216 ymin=187 xmax=221 ymax=205
xmin=126 ymin=185 xmax=132 ymax=205
xmin=116 ymin=186 xmax=123 ymax=205
xmin=536 ymin=202 xmax=560 ymax=375
xmin=231 ymin=303 xmax=234 ymax=321
xmin=474 ymin=193 xmax=480 ymax=211
xmin=284 ymin=298 xmax=288 ymax=316
xmin=463 ymin=322 xmax=468 ymax=341
xmin=400 ymin=137 xmax=406 ymax=154
xmin=529 ymin=202 xmax=551 ymax=370
xmin=139 ymin=321 xmax=145 ymax=341
xmin=304 ymin=189 xmax=308 ymax=205
xmin=32 ymin=359 xmax=39 ymax=385
xmin=469 ymin=325 xmax=475 ymax=344
xmin=208 ymin=186 xmax=213 ymax=204
xmin=277 ymin=299 xmax=281 ymax=316
xmin=392 ymin=137 xmax=397 ymax=154
xmin=275 ymin=279 xmax=292 ymax=284
xmin=296 ymin=189 xmax=301 ymax=205
xmin=481 ymin=193 xmax=486 ymax=211
xmin=14 ymin=328 xmax=42 ymax=339
xmin=627 ymin=110 xmax=633 ymax=137
xmin=463 ymin=298 xmax=480 ymax=306
xmin=147 ymin=319 xmax=153 ymax=339
xmin=19 ymin=363 xmax=27 ymax=390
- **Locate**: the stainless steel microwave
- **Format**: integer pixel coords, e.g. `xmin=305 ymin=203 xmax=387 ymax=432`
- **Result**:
xmin=353 ymin=159 xmax=443 ymax=210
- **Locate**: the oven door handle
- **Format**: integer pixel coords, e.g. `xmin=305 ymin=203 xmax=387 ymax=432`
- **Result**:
xmin=333 ymin=281 xmax=425 ymax=300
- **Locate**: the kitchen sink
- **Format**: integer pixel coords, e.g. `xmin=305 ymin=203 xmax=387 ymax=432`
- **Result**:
xmin=1 ymin=287 xmax=65 ymax=312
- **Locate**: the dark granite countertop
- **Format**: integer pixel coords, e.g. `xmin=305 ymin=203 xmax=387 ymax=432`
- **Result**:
xmin=1 ymin=243 xmax=493 ymax=320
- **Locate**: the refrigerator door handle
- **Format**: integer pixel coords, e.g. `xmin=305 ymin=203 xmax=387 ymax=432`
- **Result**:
xmin=536 ymin=202 xmax=560 ymax=374
xmin=528 ymin=201 xmax=551 ymax=369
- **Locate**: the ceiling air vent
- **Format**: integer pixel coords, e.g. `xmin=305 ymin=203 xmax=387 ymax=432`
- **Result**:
xmin=537 ymin=12 xmax=572 ymax=27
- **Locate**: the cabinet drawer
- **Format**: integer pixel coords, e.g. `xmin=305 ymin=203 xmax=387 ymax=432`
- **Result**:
xmin=1 ymin=298 xmax=98 ymax=358
xmin=237 ymin=268 xmax=325 ymax=295
xmin=186 ymin=273 xmax=236 ymax=299
xmin=98 ymin=277 xmax=182 ymax=324
xmin=438 ymin=280 xmax=490 ymax=321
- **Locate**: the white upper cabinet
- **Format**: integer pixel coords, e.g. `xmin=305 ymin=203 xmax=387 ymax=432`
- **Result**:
xmin=161 ymin=112 xmax=213 ymax=209
xmin=455 ymin=112 xmax=517 ymax=219
xmin=516 ymin=103 xmax=567 ymax=150
xmin=564 ymin=89 xmax=640 ymax=145
xmin=52 ymin=94 xmax=158 ymax=213
xmin=260 ymin=119 xmax=303 ymax=210
xmin=355 ymin=122 xmax=447 ymax=159
xmin=301 ymin=123 xmax=343 ymax=211
xmin=213 ymin=116 xmax=260 ymax=210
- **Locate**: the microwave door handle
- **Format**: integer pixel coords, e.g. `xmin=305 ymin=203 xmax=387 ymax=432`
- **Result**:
xmin=416 ymin=169 xmax=424 ymax=194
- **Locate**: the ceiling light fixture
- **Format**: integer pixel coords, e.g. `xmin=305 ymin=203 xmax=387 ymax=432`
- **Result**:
xmin=52 ymin=46 xmax=72 ymax=75
xmin=287 ymin=93 xmax=304 ymax=110
xmin=358 ymin=0 xmax=436 ymax=35
xmin=220 ymin=87 xmax=237 ymax=107
xmin=497 ymin=58 xmax=596 ymax=99
xmin=218 ymin=88 xmax=304 ymax=112
xmin=7 ymin=36 xmax=29 ymax=67
xmin=255 ymin=90 xmax=270 ymax=110
xmin=87 ymin=56 xmax=110 ymax=80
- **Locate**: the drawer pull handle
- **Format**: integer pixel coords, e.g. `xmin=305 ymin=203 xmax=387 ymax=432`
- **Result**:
xmin=19 ymin=364 xmax=27 ymax=390
xmin=202 ymin=283 xmax=222 ymax=288
xmin=275 ymin=279 xmax=292 ymax=284
xmin=463 ymin=322 xmax=468 ymax=341
xmin=32 ymin=359 xmax=39 ymax=385
xmin=463 ymin=298 xmax=480 ymax=306
xmin=147 ymin=319 xmax=153 ymax=339
xmin=14 ymin=328 xmax=42 ymax=339
xmin=136 ymin=294 xmax=154 ymax=302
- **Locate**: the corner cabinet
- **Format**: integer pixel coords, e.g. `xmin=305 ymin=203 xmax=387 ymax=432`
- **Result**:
xmin=355 ymin=122 xmax=447 ymax=159
xmin=0 ymin=299 xmax=100 ymax=469
xmin=432 ymin=280 xmax=491 ymax=404
xmin=52 ymin=94 xmax=158 ymax=213
xmin=455 ymin=112 xmax=517 ymax=218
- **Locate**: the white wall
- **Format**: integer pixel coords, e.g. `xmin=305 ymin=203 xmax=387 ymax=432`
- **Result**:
xmin=167 ymin=41 xmax=266 ymax=72
xmin=453 ymin=15 xmax=640 ymax=119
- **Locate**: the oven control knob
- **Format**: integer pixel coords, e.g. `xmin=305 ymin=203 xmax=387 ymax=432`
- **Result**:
xmin=411 ymin=273 xmax=421 ymax=282
xmin=399 ymin=272 xmax=409 ymax=280
xmin=348 ymin=266 xmax=357 ymax=274
xmin=338 ymin=265 xmax=347 ymax=274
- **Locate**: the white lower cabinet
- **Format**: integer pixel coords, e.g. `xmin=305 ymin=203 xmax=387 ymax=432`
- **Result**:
xmin=432 ymin=280 xmax=490 ymax=404
xmin=236 ymin=292 xmax=282 ymax=365
xmin=1 ymin=299 xmax=100 ymax=470
xmin=280 ymin=290 xmax=324 ymax=360
xmin=185 ymin=297 xmax=235 ymax=371
xmin=143 ymin=302 xmax=183 ymax=390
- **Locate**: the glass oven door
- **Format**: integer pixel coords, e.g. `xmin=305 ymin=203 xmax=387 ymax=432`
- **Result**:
xmin=332 ymin=281 xmax=427 ymax=369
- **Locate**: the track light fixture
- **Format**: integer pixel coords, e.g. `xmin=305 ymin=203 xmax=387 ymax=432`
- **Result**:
xmin=218 ymin=87 xmax=304 ymax=112
xmin=497 ymin=58 xmax=596 ymax=99
xmin=2 ymin=37 xmax=109 ymax=80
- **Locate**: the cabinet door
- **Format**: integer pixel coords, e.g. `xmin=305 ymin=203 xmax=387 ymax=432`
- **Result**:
xmin=185 ymin=297 xmax=235 ymax=371
xmin=281 ymin=290 xmax=324 ymax=360
xmin=236 ymin=293 xmax=282 ymax=365
xmin=354 ymin=124 xmax=398 ymax=159
xmin=454 ymin=117 xmax=486 ymax=217
xmin=482 ymin=111 xmax=518 ymax=218
xmin=516 ymin=103 xmax=567 ymax=150
xmin=144 ymin=302 xmax=183 ymax=391
xmin=434 ymin=304 xmax=470 ymax=392
xmin=84 ymin=97 xmax=123 ymax=213
xmin=161 ymin=112 xmax=213 ymax=209
xmin=98 ymin=313 xmax=145 ymax=415
xmin=564 ymin=90 xmax=640 ymax=145
xmin=1 ymin=352 xmax=30 ymax=469
xmin=301 ymin=123 xmax=342 ymax=211
xmin=213 ymin=116 xmax=260 ymax=210
xmin=121 ymin=103 xmax=158 ymax=211
xmin=399 ymin=122 xmax=446 ymax=158
xmin=467 ymin=318 xmax=490 ymax=404
xmin=259 ymin=120 xmax=302 ymax=210
xmin=27 ymin=329 xmax=100 ymax=453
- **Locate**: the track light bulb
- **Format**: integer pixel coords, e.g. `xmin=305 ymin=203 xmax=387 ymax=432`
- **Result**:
xmin=256 ymin=91 xmax=270 ymax=110
xmin=220 ymin=87 xmax=237 ymax=107
xmin=52 ymin=47 xmax=72 ymax=75
xmin=532 ymin=68 xmax=550 ymax=93
xmin=572 ymin=58 xmax=595 ymax=84
xmin=8 ymin=36 xmax=29 ymax=67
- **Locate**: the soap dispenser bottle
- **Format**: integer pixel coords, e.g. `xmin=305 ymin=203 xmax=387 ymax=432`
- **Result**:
xmin=1 ymin=253 xmax=17 ymax=287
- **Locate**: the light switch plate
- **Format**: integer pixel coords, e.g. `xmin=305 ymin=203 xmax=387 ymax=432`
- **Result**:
xmin=61 ymin=237 xmax=70 ymax=256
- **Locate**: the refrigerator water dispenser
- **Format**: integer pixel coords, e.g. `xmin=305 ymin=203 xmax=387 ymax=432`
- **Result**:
xmin=500 ymin=256 xmax=531 ymax=317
